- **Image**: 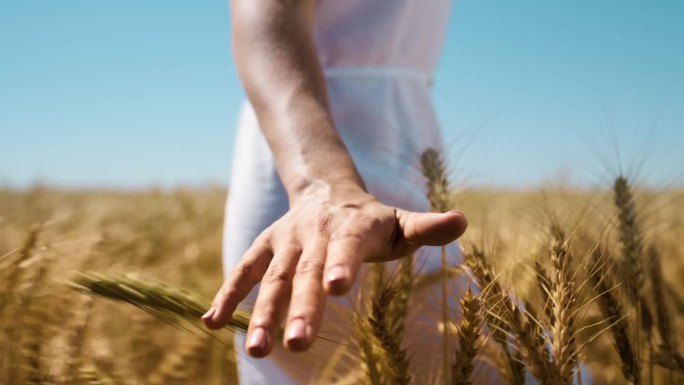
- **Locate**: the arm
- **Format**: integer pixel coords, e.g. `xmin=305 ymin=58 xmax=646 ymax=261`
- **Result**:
xmin=203 ymin=0 xmax=468 ymax=357
xmin=230 ymin=0 xmax=363 ymax=202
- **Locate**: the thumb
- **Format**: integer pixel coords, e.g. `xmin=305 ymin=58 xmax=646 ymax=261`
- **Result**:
xmin=396 ymin=209 xmax=467 ymax=246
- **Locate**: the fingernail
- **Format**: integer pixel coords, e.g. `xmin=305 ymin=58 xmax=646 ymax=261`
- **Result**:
xmin=287 ymin=318 xmax=309 ymax=342
xmin=287 ymin=318 xmax=312 ymax=351
xmin=201 ymin=307 xmax=216 ymax=321
xmin=247 ymin=327 xmax=268 ymax=354
xmin=326 ymin=265 xmax=347 ymax=285
xmin=447 ymin=209 xmax=463 ymax=215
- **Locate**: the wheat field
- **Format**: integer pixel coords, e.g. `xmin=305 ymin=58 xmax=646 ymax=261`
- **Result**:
xmin=1 ymin=154 xmax=683 ymax=384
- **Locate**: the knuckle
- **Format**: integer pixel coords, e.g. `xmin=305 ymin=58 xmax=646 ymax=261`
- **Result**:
xmin=262 ymin=264 xmax=291 ymax=286
xmin=218 ymin=287 xmax=238 ymax=305
xmin=296 ymin=258 xmax=324 ymax=276
xmin=289 ymin=309 xmax=315 ymax=322
xmin=330 ymin=229 xmax=364 ymax=242
xmin=213 ymin=286 xmax=233 ymax=307
xmin=211 ymin=296 xmax=223 ymax=309
xmin=255 ymin=229 xmax=273 ymax=246
xmin=234 ymin=261 xmax=258 ymax=281
xmin=330 ymin=223 xmax=366 ymax=242
xmin=252 ymin=305 xmax=277 ymax=328
xmin=279 ymin=243 xmax=302 ymax=256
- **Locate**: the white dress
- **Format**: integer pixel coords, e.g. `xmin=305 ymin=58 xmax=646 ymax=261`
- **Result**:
xmin=223 ymin=0 xmax=469 ymax=383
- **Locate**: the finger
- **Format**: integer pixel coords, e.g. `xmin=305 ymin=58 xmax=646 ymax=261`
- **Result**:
xmin=246 ymin=244 xmax=301 ymax=358
xmin=203 ymin=239 xmax=273 ymax=330
xmin=285 ymin=240 xmax=327 ymax=351
xmin=396 ymin=209 xmax=467 ymax=246
xmin=324 ymin=231 xmax=366 ymax=295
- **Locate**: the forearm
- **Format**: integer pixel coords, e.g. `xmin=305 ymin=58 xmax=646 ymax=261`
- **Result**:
xmin=230 ymin=0 xmax=365 ymax=202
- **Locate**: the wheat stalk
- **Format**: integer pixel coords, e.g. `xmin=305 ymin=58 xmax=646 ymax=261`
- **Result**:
xmin=421 ymin=147 xmax=453 ymax=383
xmin=413 ymin=266 xmax=465 ymax=293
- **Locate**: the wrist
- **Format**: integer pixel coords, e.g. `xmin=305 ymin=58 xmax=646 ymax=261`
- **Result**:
xmin=287 ymin=176 xmax=368 ymax=206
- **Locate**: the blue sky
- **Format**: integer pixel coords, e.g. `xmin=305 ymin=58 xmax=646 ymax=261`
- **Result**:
xmin=2 ymin=1 xmax=683 ymax=188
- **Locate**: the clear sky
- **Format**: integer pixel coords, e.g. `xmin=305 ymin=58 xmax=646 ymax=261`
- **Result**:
xmin=2 ymin=1 xmax=683 ymax=188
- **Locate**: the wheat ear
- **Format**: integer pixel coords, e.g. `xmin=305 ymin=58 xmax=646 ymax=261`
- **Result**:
xmin=534 ymin=261 xmax=553 ymax=325
xmin=451 ymin=287 xmax=483 ymax=385
xmin=614 ymin=176 xmax=655 ymax=338
xmin=67 ymin=272 xmax=251 ymax=333
xmin=464 ymin=248 xmax=527 ymax=385
xmin=368 ymin=283 xmax=412 ymax=385
xmin=590 ymin=249 xmax=639 ymax=384
xmin=613 ymin=176 xmax=645 ymax=303
xmin=647 ymin=246 xmax=676 ymax=354
xmin=355 ymin=263 xmax=386 ymax=385
xmin=385 ymin=255 xmax=414 ymax=339
xmin=548 ymin=227 xmax=579 ymax=385
xmin=614 ymin=176 xmax=660 ymax=384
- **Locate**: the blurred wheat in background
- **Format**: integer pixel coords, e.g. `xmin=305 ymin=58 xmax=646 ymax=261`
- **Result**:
xmin=1 ymin=150 xmax=683 ymax=384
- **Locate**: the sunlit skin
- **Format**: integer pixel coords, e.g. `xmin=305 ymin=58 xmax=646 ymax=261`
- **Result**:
xmin=202 ymin=0 xmax=468 ymax=358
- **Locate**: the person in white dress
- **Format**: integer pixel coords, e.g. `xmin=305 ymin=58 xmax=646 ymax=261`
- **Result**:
xmin=202 ymin=0 xmax=469 ymax=383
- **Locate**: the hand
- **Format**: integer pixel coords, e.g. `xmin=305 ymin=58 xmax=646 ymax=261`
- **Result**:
xmin=202 ymin=180 xmax=467 ymax=357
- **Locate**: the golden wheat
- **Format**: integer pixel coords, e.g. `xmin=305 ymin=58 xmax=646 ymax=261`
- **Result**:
xmin=590 ymin=248 xmax=639 ymax=384
xmin=548 ymin=227 xmax=579 ymax=385
xmin=450 ymin=287 xmax=482 ymax=385
xmin=1 ymin=166 xmax=683 ymax=385
xmin=68 ymin=272 xmax=251 ymax=334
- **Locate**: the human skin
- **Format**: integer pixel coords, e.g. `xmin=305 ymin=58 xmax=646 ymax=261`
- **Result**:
xmin=202 ymin=0 xmax=468 ymax=358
